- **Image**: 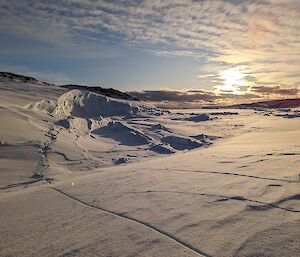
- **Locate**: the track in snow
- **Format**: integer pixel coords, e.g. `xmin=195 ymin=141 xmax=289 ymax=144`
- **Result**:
xmin=51 ymin=187 xmax=214 ymax=257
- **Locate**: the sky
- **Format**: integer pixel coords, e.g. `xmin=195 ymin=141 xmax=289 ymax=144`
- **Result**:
xmin=0 ymin=0 xmax=299 ymax=105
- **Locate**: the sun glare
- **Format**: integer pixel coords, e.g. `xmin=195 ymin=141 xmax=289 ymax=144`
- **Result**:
xmin=221 ymin=68 xmax=245 ymax=93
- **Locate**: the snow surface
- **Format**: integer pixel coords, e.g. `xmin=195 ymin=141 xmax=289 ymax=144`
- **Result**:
xmin=0 ymin=76 xmax=300 ymax=257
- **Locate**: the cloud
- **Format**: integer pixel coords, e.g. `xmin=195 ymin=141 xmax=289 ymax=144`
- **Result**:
xmin=146 ymin=50 xmax=203 ymax=58
xmin=251 ymin=85 xmax=299 ymax=95
xmin=128 ymin=89 xmax=218 ymax=102
xmin=128 ymin=84 xmax=299 ymax=107
xmin=1 ymin=0 xmax=299 ymax=97
xmin=128 ymin=88 xmax=264 ymax=107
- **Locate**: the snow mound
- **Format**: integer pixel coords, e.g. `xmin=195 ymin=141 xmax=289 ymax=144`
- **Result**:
xmin=25 ymin=89 xmax=159 ymax=119
xmin=92 ymin=121 xmax=152 ymax=146
xmin=187 ymin=114 xmax=210 ymax=122
xmin=115 ymin=157 xmax=133 ymax=165
xmin=25 ymin=99 xmax=57 ymax=113
xmin=54 ymin=90 xmax=143 ymax=118
xmin=161 ymin=136 xmax=203 ymax=150
xmin=55 ymin=117 xmax=103 ymax=135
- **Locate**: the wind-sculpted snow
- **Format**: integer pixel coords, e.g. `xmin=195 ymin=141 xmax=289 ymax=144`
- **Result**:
xmin=1 ymin=75 xmax=300 ymax=257
xmin=187 ymin=114 xmax=210 ymax=122
xmin=22 ymin=89 xmax=219 ymax=168
xmin=25 ymin=89 xmax=155 ymax=118
xmin=92 ymin=121 xmax=152 ymax=146
xmin=54 ymin=89 xmax=143 ymax=118
xmin=171 ymin=113 xmax=211 ymax=122
xmin=25 ymin=99 xmax=57 ymax=113
xmin=161 ymin=136 xmax=203 ymax=150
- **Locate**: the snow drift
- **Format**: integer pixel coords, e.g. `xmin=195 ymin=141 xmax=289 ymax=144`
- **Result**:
xmin=92 ymin=121 xmax=152 ymax=146
xmin=187 ymin=114 xmax=210 ymax=122
xmin=54 ymin=90 xmax=141 ymax=118
xmin=26 ymin=89 xmax=155 ymax=118
xmin=24 ymin=89 xmax=215 ymax=158
xmin=25 ymin=100 xmax=57 ymax=113
xmin=161 ymin=136 xmax=203 ymax=150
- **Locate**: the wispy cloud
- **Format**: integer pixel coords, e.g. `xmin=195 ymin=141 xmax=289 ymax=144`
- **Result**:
xmin=251 ymin=85 xmax=299 ymax=95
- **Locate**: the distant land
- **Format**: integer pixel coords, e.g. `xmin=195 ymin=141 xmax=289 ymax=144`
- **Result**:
xmin=230 ymin=98 xmax=300 ymax=109
xmin=0 ymin=72 xmax=138 ymax=101
xmin=1 ymin=71 xmax=299 ymax=109
xmin=0 ymin=71 xmax=52 ymax=85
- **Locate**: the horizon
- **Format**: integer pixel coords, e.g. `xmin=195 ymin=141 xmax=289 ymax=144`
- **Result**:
xmin=0 ymin=0 xmax=299 ymax=106
xmin=2 ymin=70 xmax=300 ymax=109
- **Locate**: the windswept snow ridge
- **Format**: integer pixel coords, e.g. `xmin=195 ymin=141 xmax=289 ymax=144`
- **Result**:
xmin=26 ymin=89 xmax=150 ymax=118
xmin=54 ymin=89 xmax=142 ymax=117
xmin=25 ymin=99 xmax=57 ymax=113
xmin=23 ymin=89 xmax=218 ymax=168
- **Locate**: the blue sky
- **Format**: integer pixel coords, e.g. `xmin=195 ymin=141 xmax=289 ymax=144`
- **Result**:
xmin=0 ymin=0 xmax=299 ymax=104
xmin=0 ymin=29 xmax=202 ymax=89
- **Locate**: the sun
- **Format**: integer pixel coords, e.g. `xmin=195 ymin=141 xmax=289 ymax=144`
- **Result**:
xmin=220 ymin=68 xmax=245 ymax=93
